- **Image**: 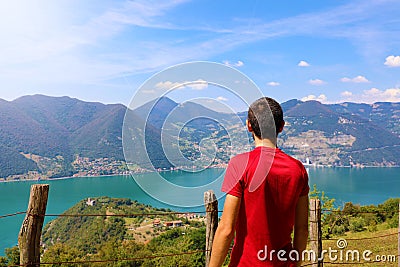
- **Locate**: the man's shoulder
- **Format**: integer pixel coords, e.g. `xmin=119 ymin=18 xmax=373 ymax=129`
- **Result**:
xmin=276 ymin=149 xmax=307 ymax=169
xmin=229 ymin=147 xmax=306 ymax=170
xmin=229 ymin=150 xmax=252 ymax=164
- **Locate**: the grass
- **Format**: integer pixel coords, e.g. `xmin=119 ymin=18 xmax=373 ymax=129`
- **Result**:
xmin=124 ymin=217 xmax=136 ymax=225
xmin=302 ymin=227 xmax=398 ymax=266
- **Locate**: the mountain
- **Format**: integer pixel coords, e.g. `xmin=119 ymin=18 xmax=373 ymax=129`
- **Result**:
xmin=132 ymin=97 xmax=400 ymax=168
xmin=134 ymin=96 xmax=235 ymax=129
xmin=133 ymin=96 xmax=179 ymax=129
xmin=69 ymin=103 xmax=126 ymax=160
xmin=0 ymin=95 xmax=127 ymax=178
xmin=131 ymin=96 xmax=239 ymax=169
xmin=329 ymin=102 xmax=400 ymax=136
xmin=281 ymin=99 xmax=303 ymax=112
xmin=0 ymin=95 xmax=399 ymax=179
xmin=280 ymin=100 xmax=400 ymax=166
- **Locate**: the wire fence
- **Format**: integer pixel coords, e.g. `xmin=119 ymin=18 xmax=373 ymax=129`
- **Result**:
xmin=2 ymin=201 xmax=399 ymax=266
xmin=0 ymin=211 xmax=26 ymax=219
xmin=8 ymin=250 xmax=209 ymax=267
xmin=321 ymin=209 xmax=399 ymax=214
xmin=1 ymin=207 xmax=396 ymax=219
xmin=0 ymin=210 xmax=224 ymax=219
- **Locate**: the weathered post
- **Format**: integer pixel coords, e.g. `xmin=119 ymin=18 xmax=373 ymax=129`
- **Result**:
xmin=18 ymin=184 xmax=49 ymax=267
xmin=309 ymin=198 xmax=323 ymax=267
xmin=204 ymin=190 xmax=218 ymax=267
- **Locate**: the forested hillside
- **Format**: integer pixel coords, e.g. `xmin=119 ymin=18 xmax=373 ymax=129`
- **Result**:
xmin=0 ymin=95 xmax=126 ymax=178
xmin=41 ymin=197 xmax=206 ymax=266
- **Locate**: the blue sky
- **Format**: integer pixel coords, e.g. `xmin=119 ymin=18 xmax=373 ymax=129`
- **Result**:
xmin=1 ymin=0 xmax=400 ymax=108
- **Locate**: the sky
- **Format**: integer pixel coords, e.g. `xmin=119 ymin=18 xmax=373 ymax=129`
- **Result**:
xmin=1 ymin=0 xmax=400 ymax=108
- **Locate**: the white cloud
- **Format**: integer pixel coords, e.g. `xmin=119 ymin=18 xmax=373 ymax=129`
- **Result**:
xmin=155 ymin=81 xmax=183 ymax=90
xmin=301 ymin=94 xmax=328 ymax=102
xmin=340 ymin=75 xmax=370 ymax=83
xmin=384 ymin=55 xmax=400 ymax=67
xmin=363 ymin=87 xmax=400 ymax=102
xmin=223 ymin=60 xmax=244 ymax=67
xmin=340 ymin=87 xmax=400 ymax=103
xmin=155 ymin=79 xmax=208 ymax=91
xmin=267 ymin=81 xmax=280 ymax=86
xmin=341 ymin=91 xmax=353 ymax=97
xmin=216 ymin=96 xmax=228 ymax=101
xmin=353 ymin=76 xmax=369 ymax=83
xmin=298 ymin=60 xmax=310 ymax=67
xmin=0 ymin=0 xmax=198 ymax=100
xmin=187 ymin=79 xmax=208 ymax=90
xmin=308 ymin=79 xmax=326 ymax=86
xmin=0 ymin=1 xmax=190 ymax=67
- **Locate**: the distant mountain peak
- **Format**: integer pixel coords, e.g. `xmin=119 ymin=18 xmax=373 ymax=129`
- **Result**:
xmin=14 ymin=94 xmax=73 ymax=101
xmin=286 ymin=100 xmax=333 ymax=117
xmin=157 ymin=96 xmax=177 ymax=104
xmin=281 ymin=99 xmax=303 ymax=112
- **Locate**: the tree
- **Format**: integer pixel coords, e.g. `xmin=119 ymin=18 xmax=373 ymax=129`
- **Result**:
xmin=309 ymin=184 xmax=339 ymax=238
xmin=42 ymin=243 xmax=85 ymax=267
xmin=0 ymin=246 xmax=20 ymax=267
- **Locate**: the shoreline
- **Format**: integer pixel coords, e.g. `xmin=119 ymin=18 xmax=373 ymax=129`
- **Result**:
xmin=305 ymin=164 xmax=400 ymax=168
xmin=0 ymin=173 xmax=132 ymax=184
xmin=1 ymin=165 xmax=399 ymax=184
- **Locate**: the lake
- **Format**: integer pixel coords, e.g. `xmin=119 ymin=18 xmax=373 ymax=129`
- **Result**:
xmin=0 ymin=167 xmax=399 ymax=255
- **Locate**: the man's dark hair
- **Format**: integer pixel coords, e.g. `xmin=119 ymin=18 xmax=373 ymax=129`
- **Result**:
xmin=248 ymin=97 xmax=284 ymax=139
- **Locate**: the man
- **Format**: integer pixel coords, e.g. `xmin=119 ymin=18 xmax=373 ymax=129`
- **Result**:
xmin=209 ymin=97 xmax=309 ymax=267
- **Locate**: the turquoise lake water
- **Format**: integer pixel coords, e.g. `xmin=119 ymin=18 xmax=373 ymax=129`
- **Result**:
xmin=0 ymin=167 xmax=399 ymax=255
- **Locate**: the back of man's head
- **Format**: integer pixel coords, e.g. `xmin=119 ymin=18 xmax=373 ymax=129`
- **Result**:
xmin=248 ymin=97 xmax=284 ymax=140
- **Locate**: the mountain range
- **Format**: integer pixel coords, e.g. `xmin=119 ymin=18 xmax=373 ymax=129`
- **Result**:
xmin=0 ymin=95 xmax=399 ymax=179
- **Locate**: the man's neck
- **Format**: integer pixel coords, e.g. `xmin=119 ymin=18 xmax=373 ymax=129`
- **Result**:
xmin=254 ymin=136 xmax=277 ymax=148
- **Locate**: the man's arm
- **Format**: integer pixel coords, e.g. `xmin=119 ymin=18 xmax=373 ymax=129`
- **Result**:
xmin=208 ymin=194 xmax=241 ymax=267
xmin=293 ymin=195 xmax=309 ymax=266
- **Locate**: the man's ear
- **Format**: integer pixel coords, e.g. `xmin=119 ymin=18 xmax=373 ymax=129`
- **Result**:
xmin=277 ymin=120 xmax=285 ymax=134
xmin=246 ymin=119 xmax=253 ymax=132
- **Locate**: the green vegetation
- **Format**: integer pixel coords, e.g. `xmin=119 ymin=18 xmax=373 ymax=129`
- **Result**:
xmin=42 ymin=224 xmax=205 ymax=267
xmin=302 ymin=227 xmax=398 ymax=267
xmin=1 ymin=193 xmax=398 ymax=266
xmin=42 ymin=197 xmax=150 ymax=253
xmin=0 ymin=95 xmax=126 ymax=179
xmin=38 ymin=197 xmax=206 ymax=266
xmin=309 ymin=184 xmax=399 ymax=238
xmin=0 ymin=247 xmax=19 ymax=267
xmin=0 ymin=144 xmax=38 ymax=178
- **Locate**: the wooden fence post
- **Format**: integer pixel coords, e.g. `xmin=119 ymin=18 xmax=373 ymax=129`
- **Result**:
xmin=309 ymin=198 xmax=323 ymax=267
xmin=204 ymin=190 xmax=218 ymax=267
xmin=18 ymin=184 xmax=49 ymax=267
xmin=398 ymin=201 xmax=399 ymax=267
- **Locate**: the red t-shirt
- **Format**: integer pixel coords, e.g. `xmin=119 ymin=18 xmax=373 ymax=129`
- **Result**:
xmin=221 ymin=146 xmax=309 ymax=267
